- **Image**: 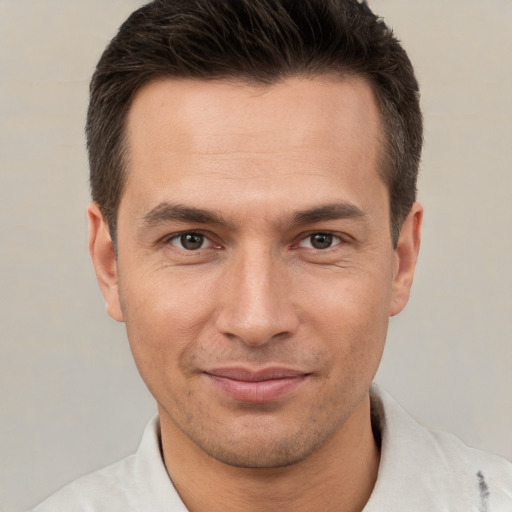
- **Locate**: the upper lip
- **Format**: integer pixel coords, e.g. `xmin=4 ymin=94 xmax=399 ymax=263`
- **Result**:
xmin=205 ymin=367 xmax=309 ymax=382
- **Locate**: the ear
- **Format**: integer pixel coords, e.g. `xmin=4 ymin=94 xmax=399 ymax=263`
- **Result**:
xmin=88 ymin=203 xmax=124 ymax=322
xmin=389 ymin=202 xmax=423 ymax=317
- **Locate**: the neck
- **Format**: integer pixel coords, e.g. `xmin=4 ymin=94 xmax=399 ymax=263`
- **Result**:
xmin=159 ymin=394 xmax=380 ymax=512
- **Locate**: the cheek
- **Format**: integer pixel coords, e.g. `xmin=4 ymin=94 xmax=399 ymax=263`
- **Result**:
xmin=300 ymin=268 xmax=391 ymax=367
xmin=118 ymin=270 xmax=218 ymax=379
xmin=302 ymin=265 xmax=392 ymax=325
xmin=121 ymin=265 xmax=216 ymax=326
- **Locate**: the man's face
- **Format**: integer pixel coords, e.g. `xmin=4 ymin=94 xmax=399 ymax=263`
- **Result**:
xmin=90 ymin=76 xmax=420 ymax=468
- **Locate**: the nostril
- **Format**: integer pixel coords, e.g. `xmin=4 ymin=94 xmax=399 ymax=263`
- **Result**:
xmin=215 ymin=308 xmax=299 ymax=347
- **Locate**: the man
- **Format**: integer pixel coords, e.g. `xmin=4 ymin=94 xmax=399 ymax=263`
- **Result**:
xmin=32 ymin=0 xmax=512 ymax=510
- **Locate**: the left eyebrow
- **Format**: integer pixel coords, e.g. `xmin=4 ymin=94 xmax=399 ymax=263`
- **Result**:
xmin=291 ymin=202 xmax=368 ymax=225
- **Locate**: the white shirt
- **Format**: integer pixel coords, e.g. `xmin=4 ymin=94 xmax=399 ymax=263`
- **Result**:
xmin=32 ymin=385 xmax=512 ymax=511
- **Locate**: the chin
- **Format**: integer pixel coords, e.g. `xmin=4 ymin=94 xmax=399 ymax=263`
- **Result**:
xmin=181 ymin=412 xmax=341 ymax=470
xmin=198 ymin=435 xmax=324 ymax=469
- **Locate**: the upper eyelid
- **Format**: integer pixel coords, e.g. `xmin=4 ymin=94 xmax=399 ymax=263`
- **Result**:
xmin=158 ymin=229 xmax=350 ymax=248
xmin=164 ymin=232 xmax=216 ymax=253
xmin=162 ymin=229 xmax=212 ymax=242
xmin=296 ymin=233 xmax=343 ymax=248
xmin=294 ymin=230 xmax=349 ymax=243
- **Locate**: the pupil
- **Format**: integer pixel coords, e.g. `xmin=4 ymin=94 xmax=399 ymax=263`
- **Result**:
xmin=311 ymin=233 xmax=332 ymax=249
xmin=181 ymin=233 xmax=203 ymax=250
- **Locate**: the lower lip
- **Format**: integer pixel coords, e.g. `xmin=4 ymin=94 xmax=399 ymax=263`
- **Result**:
xmin=206 ymin=374 xmax=307 ymax=403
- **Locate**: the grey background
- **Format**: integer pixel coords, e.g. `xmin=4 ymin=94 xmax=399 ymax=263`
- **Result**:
xmin=1 ymin=1 xmax=511 ymax=510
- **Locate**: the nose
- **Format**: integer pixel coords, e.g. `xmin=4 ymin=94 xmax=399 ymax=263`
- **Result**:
xmin=215 ymin=246 xmax=299 ymax=346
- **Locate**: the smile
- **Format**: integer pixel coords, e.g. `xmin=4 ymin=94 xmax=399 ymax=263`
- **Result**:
xmin=204 ymin=367 xmax=310 ymax=403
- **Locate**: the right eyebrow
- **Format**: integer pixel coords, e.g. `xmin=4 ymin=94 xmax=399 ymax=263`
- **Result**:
xmin=140 ymin=202 xmax=230 ymax=228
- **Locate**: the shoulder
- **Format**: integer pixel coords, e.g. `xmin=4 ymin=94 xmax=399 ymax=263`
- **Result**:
xmin=30 ymin=416 xmax=187 ymax=512
xmin=428 ymin=428 xmax=512 ymax=507
xmin=367 ymin=385 xmax=512 ymax=511
xmin=31 ymin=454 xmax=139 ymax=512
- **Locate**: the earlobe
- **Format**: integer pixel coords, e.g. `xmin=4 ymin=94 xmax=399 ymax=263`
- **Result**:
xmin=389 ymin=202 xmax=423 ymax=317
xmin=88 ymin=203 xmax=124 ymax=322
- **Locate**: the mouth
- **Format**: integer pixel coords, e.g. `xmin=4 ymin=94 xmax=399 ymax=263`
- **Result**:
xmin=204 ymin=367 xmax=310 ymax=403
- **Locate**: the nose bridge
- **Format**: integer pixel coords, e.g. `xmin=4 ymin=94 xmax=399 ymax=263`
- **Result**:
xmin=216 ymin=242 xmax=297 ymax=345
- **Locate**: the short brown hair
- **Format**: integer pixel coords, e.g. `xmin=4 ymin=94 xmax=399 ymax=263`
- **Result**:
xmin=87 ymin=0 xmax=422 ymax=247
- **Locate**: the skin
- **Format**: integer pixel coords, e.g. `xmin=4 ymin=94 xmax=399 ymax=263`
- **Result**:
xmin=89 ymin=76 xmax=422 ymax=512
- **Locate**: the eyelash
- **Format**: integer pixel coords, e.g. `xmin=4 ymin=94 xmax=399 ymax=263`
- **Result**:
xmin=296 ymin=232 xmax=344 ymax=251
xmin=164 ymin=231 xmax=217 ymax=251
xmin=162 ymin=231 xmax=347 ymax=253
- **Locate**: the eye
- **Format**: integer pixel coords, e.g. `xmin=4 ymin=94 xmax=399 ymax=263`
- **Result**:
xmin=169 ymin=232 xmax=212 ymax=251
xmin=298 ymin=232 xmax=342 ymax=250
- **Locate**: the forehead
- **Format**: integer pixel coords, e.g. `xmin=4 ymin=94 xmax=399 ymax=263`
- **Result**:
xmin=122 ymin=76 xmax=385 ymax=219
xmin=126 ymin=75 xmax=382 ymax=158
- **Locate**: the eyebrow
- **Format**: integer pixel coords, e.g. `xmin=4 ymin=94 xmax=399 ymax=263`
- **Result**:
xmin=140 ymin=201 xmax=367 ymax=229
xmin=141 ymin=202 xmax=229 ymax=227
xmin=291 ymin=202 xmax=367 ymax=225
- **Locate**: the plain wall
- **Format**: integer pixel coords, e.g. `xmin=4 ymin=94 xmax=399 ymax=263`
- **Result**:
xmin=1 ymin=1 xmax=511 ymax=510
